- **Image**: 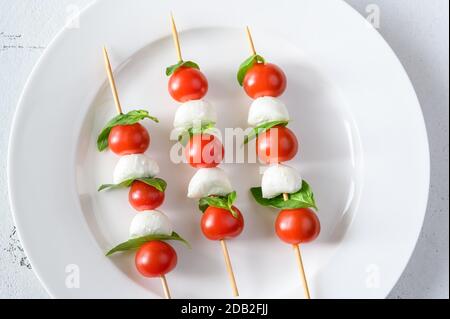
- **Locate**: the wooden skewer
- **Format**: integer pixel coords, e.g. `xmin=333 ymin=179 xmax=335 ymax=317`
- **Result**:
xmin=103 ymin=46 xmax=173 ymax=299
xmin=220 ymin=240 xmax=239 ymax=297
xmin=102 ymin=46 xmax=123 ymax=115
xmin=283 ymin=193 xmax=311 ymax=299
xmin=293 ymin=244 xmax=311 ymax=299
xmin=170 ymin=13 xmax=183 ymax=62
xmin=170 ymin=12 xmax=239 ymax=298
xmin=246 ymin=26 xmax=257 ymax=55
xmin=160 ymin=275 xmax=172 ymax=299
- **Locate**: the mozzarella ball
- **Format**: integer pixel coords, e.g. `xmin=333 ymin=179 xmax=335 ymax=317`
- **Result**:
xmin=261 ymin=164 xmax=302 ymax=199
xmin=248 ymin=96 xmax=290 ymax=127
xmin=129 ymin=210 xmax=173 ymax=238
xmin=113 ymin=154 xmax=159 ymax=184
xmin=173 ymin=99 xmax=217 ymax=129
xmin=187 ymin=168 xmax=233 ymax=198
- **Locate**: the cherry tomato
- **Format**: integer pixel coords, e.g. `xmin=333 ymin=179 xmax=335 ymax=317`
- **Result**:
xmin=135 ymin=241 xmax=177 ymax=277
xmin=128 ymin=180 xmax=165 ymax=211
xmin=275 ymin=208 xmax=320 ymax=245
xmin=256 ymin=126 xmax=298 ymax=164
xmin=108 ymin=123 xmax=150 ymax=155
xmin=243 ymin=63 xmax=287 ymax=99
xmin=201 ymin=206 xmax=244 ymax=241
xmin=168 ymin=66 xmax=208 ymax=102
xmin=185 ymin=134 xmax=224 ymax=168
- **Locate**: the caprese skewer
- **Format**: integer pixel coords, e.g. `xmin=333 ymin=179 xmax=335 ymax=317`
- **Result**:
xmin=239 ymin=28 xmax=320 ymax=299
xmin=168 ymin=15 xmax=243 ymax=297
xmin=98 ymin=47 xmax=188 ymax=299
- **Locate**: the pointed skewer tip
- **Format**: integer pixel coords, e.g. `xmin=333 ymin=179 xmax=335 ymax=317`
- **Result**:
xmin=246 ymin=27 xmax=257 ymax=56
xmin=169 ymin=13 xmax=183 ymax=62
xmin=102 ymin=46 xmax=109 ymax=59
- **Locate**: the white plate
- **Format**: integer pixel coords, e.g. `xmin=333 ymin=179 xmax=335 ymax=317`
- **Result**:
xmin=8 ymin=0 xmax=429 ymax=299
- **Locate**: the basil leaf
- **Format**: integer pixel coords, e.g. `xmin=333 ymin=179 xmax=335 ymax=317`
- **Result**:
xmin=138 ymin=177 xmax=167 ymax=192
xmin=289 ymin=181 xmax=317 ymax=209
xmin=97 ymin=110 xmax=159 ymax=151
xmin=237 ymin=54 xmax=265 ymax=86
xmin=244 ymin=120 xmax=289 ymax=144
xmin=177 ymin=122 xmax=216 ymax=146
xmin=166 ymin=60 xmax=200 ymax=76
xmin=98 ymin=177 xmax=167 ymax=192
xmin=98 ymin=179 xmax=134 ymax=191
xmin=227 ymin=191 xmax=237 ymax=208
xmin=226 ymin=191 xmax=238 ymax=217
xmin=250 ymin=180 xmax=317 ymax=210
xmin=198 ymin=198 xmax=210 ymax=213
xmin=106 ymin=232 xmax=190 ymax=256
xmin=198 ymin=192 xmax=238 ymax=218
xmin=199 ymin=196 xmax=229 ymax=211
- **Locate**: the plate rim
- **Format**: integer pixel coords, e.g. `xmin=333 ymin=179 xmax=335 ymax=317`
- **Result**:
xmin=341 ymin=0 xmax=430 ymax=298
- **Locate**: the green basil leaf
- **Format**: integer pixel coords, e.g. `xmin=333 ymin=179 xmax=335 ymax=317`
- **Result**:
xmin=199 ymin=196 xmax=229 ymax=210
xmin=98 ymin=177 xmax=167 ymax=192
xmin=250 ymin=180 xmax=317 ymax=210
xmin=138 ymin=177 xmax=167 ymax=192
xmin=226 ymin=191 xmax=238 ymax=218
xmin=177 ymin=122 xmax=216 ymax=146
xmin=98 ymin=179 xmax=134 ymax=191
xmin=289 ymin=181 xmax=317 ymax=209
xmin=237 ymin=54 xmax=265 ymax=86
xmin=106 ymin=231 xmax=190 ymax=256
xmin=227 ymin=191 xmax=237 ymax=208
xmin=198 ymin=192 xmax=238 ymax=218
xmin=198 ymin=198 xmax=210 ymax=213
xmin=244 ymin=120 xmax=289 ymax=144
xmin=166 ymin=60 xmax=200 ymax=76
xmin=97 ymin=110 xmax=159 ymax=152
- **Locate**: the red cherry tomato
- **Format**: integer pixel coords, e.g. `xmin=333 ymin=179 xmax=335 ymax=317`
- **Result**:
xmin=108 ymin=123 xmax=150 ymax=155
xmin=256 ymin=126 xmax=298 ymax=164
xmin=275 ymin=208 xmax=320 ymax=245
xmin=135 ymin=241 xmax=177 ymax=277
xmin=168 ymin=67 xmax=208 ymax=102
xmin=185 ymin=134 xmax=224 ymax=168
xmin=201 ymin=206 xmax=244 ymax=241
xmin=243 ymin=63 xmax=287 ymax=99
xmin=128 ymin=180 xmax=165 ymax=211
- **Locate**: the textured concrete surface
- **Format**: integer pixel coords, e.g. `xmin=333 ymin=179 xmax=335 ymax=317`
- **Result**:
xmin=0 ymin=0 xmax=448 ymax=298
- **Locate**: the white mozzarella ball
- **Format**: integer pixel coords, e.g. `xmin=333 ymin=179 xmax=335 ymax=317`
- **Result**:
xmin=261 ymin=164 xmax=302 ymax=199
xmin=173 ymin=99 xmax=217 ymax=129
xmin=113 ymin=154 xmax=159 ymax=184
xmin=129 ymin=210 xmax=173 ymax=238
xmin=248 ymin=96 xmax=290 ymax=127
xmin=187 ymin=168 xmax=233 ymax=199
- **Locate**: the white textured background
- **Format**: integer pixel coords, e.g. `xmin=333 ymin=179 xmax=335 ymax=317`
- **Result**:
xmin=0 ymin=0 xmax=448 ymax=299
